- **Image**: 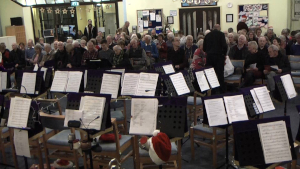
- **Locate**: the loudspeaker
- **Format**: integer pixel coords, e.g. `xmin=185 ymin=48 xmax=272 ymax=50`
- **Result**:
xmin=10 ymin=17 xmax=23 ymax=26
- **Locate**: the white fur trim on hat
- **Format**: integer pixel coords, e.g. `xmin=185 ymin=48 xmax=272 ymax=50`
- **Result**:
xmin=153 ymin=130 xmax=160 ymax=137
xmin=149 ymin=138 xmax=165 ymax=165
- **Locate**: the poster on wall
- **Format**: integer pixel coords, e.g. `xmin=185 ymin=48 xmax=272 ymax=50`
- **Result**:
xmin=238 ymin=4 xmax=269 ymax=29
xmin=295 ymin=0 xmax=300 ymax=18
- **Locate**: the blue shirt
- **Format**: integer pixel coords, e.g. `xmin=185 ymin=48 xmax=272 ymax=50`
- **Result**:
xmin=290 ymin=43 xmax=300 ymax=55
xmin=25 ymin=47 xmax=35 ymax=59
xmin=141 ymin=41 xmax=159 ymax=58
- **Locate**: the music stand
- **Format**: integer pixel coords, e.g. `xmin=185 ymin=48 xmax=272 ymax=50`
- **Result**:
xmin=1 ymin=70 xmax=15 ymax=94
xmin=85 ymin=59 xmax=112 ymax=70
xmin=38 ymin=67 xmax=53 ymax=89
xmin=16 ymin=70 xmax=44 ymax=96
xmin=232 ymin=116 xmax=296 ymax=168
xmin=153 ymin=61 xmax=174 ymax=75
xmin=295 ymin=105 xmax=300 ymax=143
xmin=58 ymin=69 xmax=85 ymax=93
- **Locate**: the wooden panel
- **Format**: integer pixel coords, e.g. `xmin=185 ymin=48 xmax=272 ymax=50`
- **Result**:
xmin=5 ymin=26 xmax=26 ymax=45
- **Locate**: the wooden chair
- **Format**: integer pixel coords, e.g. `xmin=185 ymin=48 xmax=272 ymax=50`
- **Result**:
xmin=0 ymin=127 xmax=12 ymax=165
xmin=110 ymin=98 xmax=128 ymax=134
xmin=132 ymin=135 xmax=182 ymax=169
xmin=85 ymin=118 xmax=133 ymax=168
xmin=225 ymin=60 xmax=245 ymax=86
xmin=190 ymin=124 xmax=233 ymax=168
xmin=40 ymin=112 xmax=84 ymax=169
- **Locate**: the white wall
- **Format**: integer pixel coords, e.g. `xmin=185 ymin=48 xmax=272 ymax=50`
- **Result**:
xmin=124 ymin=0 xmax=288 ymax=35
xmin=23 ymin=7 xmax=34 ymax=43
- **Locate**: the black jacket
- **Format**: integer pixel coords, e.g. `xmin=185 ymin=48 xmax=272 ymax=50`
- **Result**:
xmin=54 ymin=49 xmax=69 ymax=69
xmin=264 ymin=51 xmax=291 ymax=73
xmin=84 ymin=26 xmax=97 ymax=40
xmin=113 ymin=53 xmax=132 ymax=70
xmin=244 ymin=52 xmax=265 ymax=72
xmin=68 ymin=51 xmax=82 ymax=68
xmin=203 ymin=30 xmax=227 ymax=56
xmin=10 ymin=48 xmax=25 ymax=69
xmin=167 ymin=47 xmax=187 ymax=70
xmin=228 ymin=45 xmax=248 ymax=60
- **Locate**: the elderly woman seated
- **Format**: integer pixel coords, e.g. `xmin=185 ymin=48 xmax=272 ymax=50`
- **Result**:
xmin=112 ymin=45 xmax=132 ymax=69
xmin=30 ymin=44 xmax=44 ymax=66
xmin=190 ymin=39 xmax=206 ymax=70
xmin=39 ymin=43 xmax=54 ymax=67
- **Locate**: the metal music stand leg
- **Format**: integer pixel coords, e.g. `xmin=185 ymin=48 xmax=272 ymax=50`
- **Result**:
xmin=216 ymin=126 xmax=235 ymax=169
xmin=284 ymin=100 xmax=287 ymax=116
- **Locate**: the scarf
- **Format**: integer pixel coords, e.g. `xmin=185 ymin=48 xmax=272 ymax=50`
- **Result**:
xmin=113 ymin=50 xmax=124 ymax=66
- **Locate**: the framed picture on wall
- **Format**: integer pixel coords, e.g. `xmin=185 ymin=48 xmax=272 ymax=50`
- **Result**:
xmin=226 ymin=14 xmax=233 ymax=22
xmin=167 ymin=16 xmax=174 ymax=24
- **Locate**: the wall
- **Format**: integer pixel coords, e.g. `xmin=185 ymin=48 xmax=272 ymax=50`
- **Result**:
xmin=23 ymin=7 xmax=34 ymax=43
xmin=76 ymin=5 xmax=88 ymax=32
xmin=118 ymin=2 xmax=124 ymax=28
xmin=124 ymin=0 xmax=288 ymax=35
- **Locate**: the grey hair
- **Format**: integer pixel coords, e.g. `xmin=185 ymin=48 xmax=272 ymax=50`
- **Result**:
xmin=44 ymin=43 xmax=51 ymax=49
xmin=225 ymin=37 xmax=229 ymax=44
xmin=197 ymin=39 xmax=204 ymax=46
xmin=113 ymin=45 xmax=122 ymax=51
xmin=268 ymin=44 xmax=279 ymax=51
xmin=145 ymin=35 xmax=152 ymax=41
xmin=238 ymin=35 xmax=246 ymax=40
xmin=131 ymin=34 xmax=137 ymax=40
xmin=73 ymin=41 xmax=79 ymax=45
xmin=281 ymin=29 xmax=288 ymax=34
xmin=267 ymin=29 xmax=273 ymax=33
xmin=278 ymin=35 xmax=286 ymax=42
xmin=34 ymin=44 xmax=42 ymax=51
xmin=248 ymin=41 xmax=258 ymax=50
xmin=130 ymin=38 xmax=138 ymax=43
xmin=167 ymin=32 xmax=174 ymax=39
xmin=107 ymin=34 xmax=113 ymax=39
xmin=186 ymin=35 xmax=193 ymax=40
xmin=258 ymin=36 xmax=267 ymax=41
xmin=96 ymin=36 xmax=102 ymax=40
xmin=28 ymin=39 xmax=34 ymax=45
xmin=228 ymin=33 xmax=234 ymax=38
xmin=67 ymin=39 xmax=73 ymax=43
xmin=295 ymin=32 xmax=300 ymax=39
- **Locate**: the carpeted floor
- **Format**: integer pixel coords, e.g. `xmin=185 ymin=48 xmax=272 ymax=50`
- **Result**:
xmin=1 ymin=89 xmax=299 ymax=169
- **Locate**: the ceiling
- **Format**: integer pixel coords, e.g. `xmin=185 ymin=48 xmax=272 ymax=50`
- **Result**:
xmin=12 ymin=0 xmax=121 ymax=6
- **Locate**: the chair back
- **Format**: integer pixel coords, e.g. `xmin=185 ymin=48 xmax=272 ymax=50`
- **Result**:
xmin=231 ymin=60 xmax=245 ymax=74
xmin=290 ymin=61 xmax=300 ymax=70
xmin=289 ymin=55 xmax=300 ymax=62
xmin=40 ymin=113 xmax=67 ymax=130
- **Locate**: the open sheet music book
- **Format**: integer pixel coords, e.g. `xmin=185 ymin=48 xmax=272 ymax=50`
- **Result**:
xmin=40 ymin=67 xmax=48 ymax=81
xmin=79 ymin=96 xmax=106 ymax=130
xmin=204 ymin=98 xmax=228 ymax=126
xmin=258 ymin=121 xmax=292 ymax=164
xmin=169 ymin=72 xmax=190 ymax=96
xmin=162 ymin=64 xmax=175 ymax=74
xmin=109 ymin=69 xmax=125 ymax=87
xmin=129 ymin=98 xmax=158 ymax=135
xmin=20 ymin=72 xmax=37 ymax=94
xmin=195 ymin=71 xmax=210 ymax=92
xmin=100 ymin=73 xmax=121 ymax=99
xmin=223 ymin=95 xmax=248 ymax=124
xmin=51 ymin=71 xmax=83 ymax=93
xmin=253 ymin=86 xmax=275 ymax=112
xmin=280 ymin=74 xmax=297 ymax=99
xmin=204 ymin=68 xmax=220 ymax=88
xmin=7 ymin=97 xmax=31 ymax=128
xmin=121 ymin=72 xmax=159 ymax=96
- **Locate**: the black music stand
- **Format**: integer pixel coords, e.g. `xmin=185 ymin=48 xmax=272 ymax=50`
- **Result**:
xmin=161 ymin=70 xmax=195 ymax=97
xmin=240 ymin=85 xmax=266 ymax=118
xmin=153 ymin=61 xmax=174 ymax=75
xmin=57 ymin=69 xmax=85 ymax=93
xmin=295 ymin=105 xmax=300 ymax=143
xmin=38 ymin=67 xmax=53 ymax=89
xmin=232 ymin=116 xmax=296 ymax=168
xmin=16 ymin=70 xmax=45 ymax=97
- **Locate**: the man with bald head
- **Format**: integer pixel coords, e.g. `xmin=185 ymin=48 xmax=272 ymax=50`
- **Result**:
xmin=229 ymin=35 xmax=248 ymax=60
xmin=106 ymin=35 xmax=116 ymax=50
xmin=10 ymin=43 xmax=25 ymax=69
xmin=25 ymin=39 xmax=35 ymax=61
xmin=54 ymin=41 xmax=68 ymax=69
xmin=258 ymin=36 xmax=269 ymax=57
xmin=81 ymin=41 xmax=98 ymax=65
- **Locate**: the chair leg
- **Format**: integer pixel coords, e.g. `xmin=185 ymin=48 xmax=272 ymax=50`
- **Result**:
xmin=177 ymin=141 xmax=182 ymax=169
xmin=0 ymin=139 xmax=7 ymax=164
xmin=190 ymin=128 xmax=195 ymax=160
xmin=83 ymin=153 xmax=88 ymax=169
xmin=9 ymin=129 xmax=19 ymax=169
xmin=35 ymin=139 xmax=44 ymax=169
xmin=42 ymin=135 xmax=51 ymax=169
xmin=212 ymin=140 xmax=217 ymax=169
xmin=73 ymin=150 xmax=80 ymax=169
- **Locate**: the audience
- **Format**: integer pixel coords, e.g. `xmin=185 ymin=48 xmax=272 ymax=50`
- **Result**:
xmin=264 ymin=45 xmax=291 ymax=93
xmin=81 ymin=41 xmax=98 ymax=65
xmin=39 ymin=43 xmax=54 ymax=67
xmin=98 ymin=39 xmax=114 ymax=64
xmin=141 ymin=35 xmax=159 ymax=62
xmin=10 ymin=43 xmax=24 ymax=69
xmin=228 ymin=35 xmax=248 ymax=60
xmin=167 ymin=37 xmax=186 ymax=70
xmin=272 ymin=37 xmax=286 ymax=55
xmin=286 ymin=31 xmax=297 ymax=55
xmin=178 ymin=30 xmax=186 ymax=46
xmin=190 ymin=39 xmax=206 ymax=70
xmin=54 ymin=41 xmax=68 ymax=69
xmin=255 ymin=28 xmax=262 ymax=38
xmin=166 ymin=32 xmax=174 ymax=49
xmin=266 ymin=29 xmax=276 ymax=45
xmin=65 ymin=43 xmax=81 ymax=68
xmin=121 ymin=21 xmax=130 ymax=35
xmin=112 ymin=45 xmax=132 ymax=69
xmin=30 ymin=44 xmax=44 ymax=66
xmin=290 ymin=32 xmax=300 ymax=55
xmin=258 ymin=36 xmax=269 ymax=57
xmin=53 ymin=41 xmax=58 ymax=53
xmin=0 ymin=43 xmax=10 ymax=68
xmin=247 ymin=31 xmax=258 ymax=43
xmin=25 ymin=39 xmax=35 ymax=61
xmin=237 ymin=18 xmax=248 ymax=32
xmin=81 ymin=40 xmax=87 ymax=50
xmin=181 ymin=35 xmax=197 ymax=66
xmin=126 ymin=38 xmax=148 ymax=70
xmin=156 ymin=34 xmax=167 ymax=62
xmin=151 ymin=29 xmax=158 ymax=40
xmin=106 ymin=35 xmax=116 ymax=50
xmin=228 ymin=33 xmax=237 ymax=48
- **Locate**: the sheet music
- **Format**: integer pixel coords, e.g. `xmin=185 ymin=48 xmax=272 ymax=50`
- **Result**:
xmin=223 ymin=95 xmax=248 ymax=124
xmin=84 ymin=70 xmax=87 ymax=88
xmin=169 ymin=73 xmax=190 ymax=96
xmin=20 ymin=73 xmax=36 ymax=94
xmin=14 ymin=129 xmax=31 ymax=157
xmin=162 ymin=64 xmax=175 ymax=74
xmin=195 ymin=71 xmax=210 ymax=92
xmin=33 ymin=64 xmax=38 ymax=71
xmin=50 ymin=71 xmax=69 ymax=92
xmin=129 ymin=98 xmax=158 ymax=135
xmin=1 ymin=72 xmax=7 ymax=90
xmin=136 ymin=73 xmax=159 ymax=96
xmin=280 ymin=74 xmax=297 ymax=99
xmin=41 ymin=67 xmax=47 ymax=81
xmin=65 ymin=71 xmax=83 ymax=93
xmin=110 ymin=69 xmax=125 ymax=87
xmin=79 ymin=96 xmax=106 ymax=130
xmin=254 ymin=86 xmax=275 ymax=112
xmin=250 ymin=89 xmax=263 ymax=114
xmin=121 ymin=73 xmax=140 ymax=95
xmin=204 ymin=98 xmax=228 ymax=126
xmin=204 ymin=68 xmax=220 ymax=88
xmin=7 ymin=97 xmax=31 ymax=128
xmin=270 ymin=65 xmax=279 ymax=70
xmin=258 ymin=121 xmax=292 ymax=164
xmin=64 ymin=109 xmax=83 ymax=127
xmin=250 ymin=63 xmax=257 ymax=69
xmin=100 ymin=73 xmax=121 ymax=99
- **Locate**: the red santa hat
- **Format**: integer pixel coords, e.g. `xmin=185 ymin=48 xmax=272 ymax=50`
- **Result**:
xmin=149 ymin=130 xmax=172 ymax=165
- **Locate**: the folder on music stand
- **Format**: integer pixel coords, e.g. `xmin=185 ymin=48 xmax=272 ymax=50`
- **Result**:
xmin=16 ymin=70 xmax=44 ymax=96
xmin=273 ymin=73 xmax=297 ymax=102
xmin=153 ymin=61 xmax=175 ymax=75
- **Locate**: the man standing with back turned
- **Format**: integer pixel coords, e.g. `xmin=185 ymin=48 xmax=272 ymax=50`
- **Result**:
xmin=203 ymin=24 xmax=228 ymax=94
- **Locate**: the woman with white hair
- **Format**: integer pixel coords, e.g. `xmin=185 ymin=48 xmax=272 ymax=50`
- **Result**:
xmin=166 ymin=32 xmax=174 ymax=48
xmin=112 ymin=45 xmax=132 ymax=69
xmin=30 ymin=44 xmax=44 ymax=65
xmin=190 ymin=39 xmax=206 ymax=70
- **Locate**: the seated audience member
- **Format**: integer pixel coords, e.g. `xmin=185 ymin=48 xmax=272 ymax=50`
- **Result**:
xmin=107 ymin=35 xmax=116 ymax=50
xmin=19 ymin=42 xmax=25 ymax=51
xmin=190 ymin=39 xmax=206 ymax=70
xmin=10 ymin=43 xmax=25 ymax=69
xmin=278 ymin=35 xmax=287 ymax=51
xmin=77 ymin=30 xmax=83 ymax=39
xmin=98 ymin=39 xmax=114 ymax=64
xmin=53 ymin=41 xmax=58 ymax=53
xmin=181 ymin=35 xmax=198 ymax=66
xmin=112 ymin=45 xmax=132 ymax=69
xmin=229 ymin=35 xmax=248 ymax=60
xmin=265 ymin=29 xmax=276 ymax=45
xmin=151 ymin=29 xmax=158 ymax=41
xmin=255 ymin=28 xmax=262 ymax=38
xmin=290 ymin=32 xmax=300 ymax=55
xmin=90 ymin=39 xmax=97 ymax=46
xmin=258 ymin=36 xmax=269 ymax=57
xmin=156 ymin=34 xmax=167 ymax=62
xmin=30 ymin=44 xmax=44 ymax=65
xmin=114 ymin=29 xmax=121 ymax=43
xmin=37 ymin=37 xmax=45 ymax=50
xmin=237 ymin=18 xmax=249 ymax=32
xmin=228 ymin=33 xmax=237 ymax=48
xmin=223 ymin=31 xmax=228 ymax=37
xmin=97 ymin=31 xmax=103 ymax=38
xmin=66 ymin=39 xmax=73 ymax=44
xmin=247 ymin=31 xmax=258 ymax=43
xmin=81 ymin=36 xmax=88 ymax=42
xmin=286 ymin=31 xmax=297 ymax=55
xmin=0 ymin=43 xmax=10 ymax=68
xmin=66 ymin=44 xmax=81 ymax=68
xmin=228 ymin=28 xmax=234 ymax=33
xmin=178 ymin=30 xmax=186 ymax=46
xmin=141 ymin=35 xmax=159 ymax=60
xmin=281 ymin=29 xmax=289 ymax=42
xmin=25 ymin=39 xmax=35 ymax=61
xmin=74 ymin=41 xmax=86 ymax=55
xmin=126 ymin=38 xmax=148 ymax=70
xmin=81 ymin=40 xmax=87 ymax=50
xmin=95 ymin=36 xmax=102 ymax=51
xmin=117 ymin=40 xmax=127 ymax=53
xmin=264 ymin=45 xmax=291 ymax=92
xmin=81 ymin=41 xmax=98 ymax=65
xmin=40 ymin=43 xmax=54 ymax=67
xmin=240 ymin=41 xmax=264 ymax=87
xmin=167 ymin=37 xmax=187 ymax=70
xmin=197 ymin=35 xmax=204 ymax=42
xmin=166 ymin=32 xmax=174 ymax=49
xmin=54 ymin=42 xmax=68 ymax=69
xmin=272 ymin=37 xmax=286 ymax=55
